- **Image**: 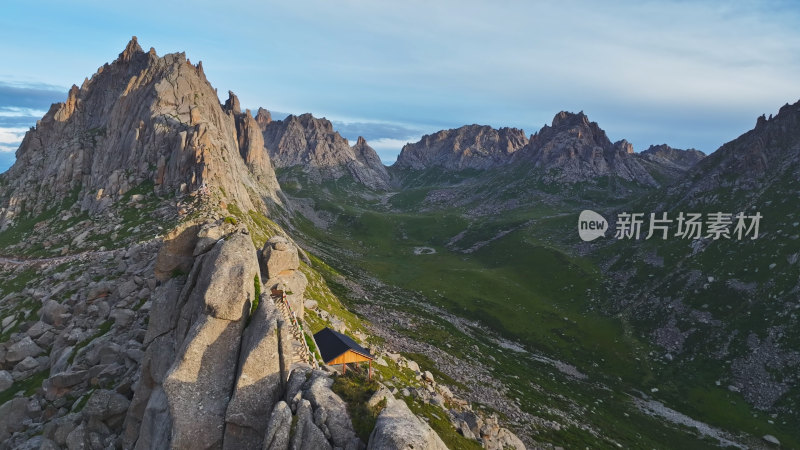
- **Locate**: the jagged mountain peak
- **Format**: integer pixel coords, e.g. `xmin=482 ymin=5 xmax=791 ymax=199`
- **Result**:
xmin=261 ymin=112 xmax=390 ymax=190
xmin=672 ymin=98 xmax=800 ymax=198
xmin=635 ymin=144 xmax=706 ymax=185
xmin=0 ymin=37 xmax=282 ymax=233
xmin=255 ymin=107 xmax=272 ymax=127
xmin=393 ymin=124 xmax=529 ymax=171
xmin=551 ymin=110 xmax=589 ymax=127
xmin=641 ymin=144 xmax=706 ymax=166
xmin=285 ymin=113 xmax=336 ymax=133
xmin=532 ymin=110 xmax=611 ymax=149
xmin=514 ymin=111 xmax=657 ymax=186
xmin=118 ymin=35 xmax=144 ymax=63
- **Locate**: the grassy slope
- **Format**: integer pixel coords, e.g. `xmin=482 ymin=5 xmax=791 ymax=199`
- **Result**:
xmin=278 ymin=169 xmax=774 ymax=448
xmin=585 ymin=166 xmax=800 ymax=447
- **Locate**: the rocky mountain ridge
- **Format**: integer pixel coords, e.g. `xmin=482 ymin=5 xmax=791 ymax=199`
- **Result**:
xmin=514 ymin=111 xmax=657 ymax=185
xmin=391 ymin=111 xmax=705 ymax=188
xmin=637 ymin=144 xmax=707 ymax=184
xmin=0 ymin=37 xmax=283 ymax=244
xmin=640 ymin=144 xmax=706 ymax=170
xmin=393 ymin=125 xmax=529 ymax=171
xmin=665 ymin=100 xmax=800 ymax=201
xmin=260 ymin=113 xmax=390 ymax=190
xmin=592 ymin=98 xmax=800 ymax=437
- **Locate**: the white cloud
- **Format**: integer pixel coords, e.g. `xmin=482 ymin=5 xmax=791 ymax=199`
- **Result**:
xmin=3 ymin=0 xmax=799 ymax=159
xmin=232 ymin=0 xmax=800 ymax=153
xmin=368 ymin=137 xmax=421 ymax=165
xmin=0 ymin=107 xmax=47 ymax=118
xmin=0 ymin=127 xmax=28 ymax=151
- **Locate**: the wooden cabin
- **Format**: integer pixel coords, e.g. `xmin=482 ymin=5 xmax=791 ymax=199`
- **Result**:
xmin=313 ymin=327 xmax=374 ymax=378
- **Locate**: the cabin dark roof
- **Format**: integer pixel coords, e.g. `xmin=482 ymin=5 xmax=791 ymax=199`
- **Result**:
xmin=313 ymin=327 xmax=373 ymax=363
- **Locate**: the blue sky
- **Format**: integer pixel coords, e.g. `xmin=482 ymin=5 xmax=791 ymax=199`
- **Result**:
xmin=1 ymin=0 xmax=799 ymax=171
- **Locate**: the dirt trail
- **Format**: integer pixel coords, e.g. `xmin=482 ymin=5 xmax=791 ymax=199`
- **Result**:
xmin=0 ymin=237 xmax=161 ymax=268
xmin=0 ymin=250 xmax=116 ymax=267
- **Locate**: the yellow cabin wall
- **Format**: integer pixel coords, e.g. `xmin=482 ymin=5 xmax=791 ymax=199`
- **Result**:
xmin=327 ymin=350 xmax=371 ymax=365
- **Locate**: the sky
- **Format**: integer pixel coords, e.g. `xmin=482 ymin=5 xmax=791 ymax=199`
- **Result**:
xmin=1 ymin=0 xmax=799 ymax=171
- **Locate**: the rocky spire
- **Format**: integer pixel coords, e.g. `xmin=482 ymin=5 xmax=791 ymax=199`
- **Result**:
xmin=118 ymin=36 xmax=143 ymax=62
xmin=552 ymin=110 xmax=586 ymax=127
xmin=255 ymin=107 xmax=272 ymax=128
xmin=224 ymin=90 xmax=241 ymax=115
xmin=54 ymin=84 xmax=81 ymax=122
xmin=235 ymin=108 xmax=277 ymax=180
xmin=615 ymin=139 xmax=634 ymax=154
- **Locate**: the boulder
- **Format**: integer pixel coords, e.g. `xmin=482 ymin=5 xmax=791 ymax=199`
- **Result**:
xmin=109 ymin=308 xmax=136 ymax=327
xmin=133 ymin=386 xmax=171 ymax=450
xmin=194 ymin=219 xmax=237 ymax=256
xmin=13 ymin=355 xmax=40 ymax=373
xmin=485 ymin=427 xmax=526 ymax=450
xmin=117 ymin=279 xmax=138 ymax=299
xmin=223 ymin=301 xmax=283 ymax=450
xmin=304 ymin=374 xmax=359 ymax=448
xmin=291 ymin=399 xmax=332 ymax=450
xmin=142 ymin=278 xmax=183 ymax=347
xmin=26 ymin=321 xmax=52 ymax=339
xmin=262 ymin=236 xmax=300 ymax=279
xmin=154 ymin=222 xmax=200 ymax=281
xmin=0 ymin=370 xmax=13 ymax=392
xmin=87 ymin=283 xmax=112 ymax=301
xmin=438 ymin=385 xmax=453 ymax=399
xmin=23 ymin=436 xmax=55 ymax=450
xmin=262 ymin=401 xmax=292 ymax=450
xmin=366 ymin=386 xmax=393 ymax=409
xmin=163 ymin=314 xmax=247 ymax=449
xmin=6 ymin=336 xmax=44 ymax=362
xmin=0 ymin=397 xmax=32 ymax=441
xmin=65 ymin=423 xmax=89 ymax=450
xmin=405 ymin=359 xmax=420 ymax=373
xmin=329 ymin=317 xmax=347 ymax=334
xmin=51 ymin=413 xmax=81 ymax=447
xmin=455 ymin=419 xmax=476 ymax=440
xmin=285 ymin=368 xmax=311 ymax=404
xmin=367 ymin=395 xmax=447 ymax=450
xmin=40 ymin=438 xmax=60 ymax=450
xmin=266 ymin=270 xmax=308 ymax=319
xmin=83 ymin=389 xmax=131 ymax=425
xmin=455 ymin=410 xmax=482 ymax=437
xmin=194 ymin=233 xmax=259 ymax=321
xmin=40 ymin=300 xmax=68 ymax=326
xmin=47 ymin=370 xmax=88 ymax=389
xmin=264 ymin=271 xmax=307 ymax=297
